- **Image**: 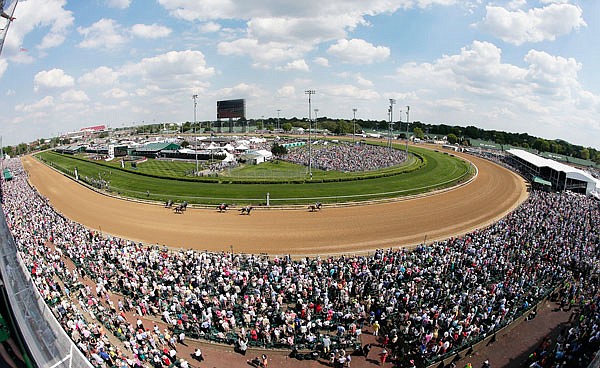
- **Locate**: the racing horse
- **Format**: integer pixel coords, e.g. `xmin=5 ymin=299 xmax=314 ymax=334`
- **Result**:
xmin=217 ymin=203 xmax=229 ymax=213
xmin=308 ymin=202 xmax=322 ymax=212
xmin=174 ymin=203 xmax=184 ymax=214
xmin=174 ymin=201 xmax=188 ymax=214
xmin=165 ymin=199 xmax=173 ymax=208
xmin=239 ymin=205 xmax=253 ymax=215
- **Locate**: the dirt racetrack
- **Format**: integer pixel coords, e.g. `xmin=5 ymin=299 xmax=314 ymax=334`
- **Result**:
xmin=21 ymin=148 xmax=528 ymax=255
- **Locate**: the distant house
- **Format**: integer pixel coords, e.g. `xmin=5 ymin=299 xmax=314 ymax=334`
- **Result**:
xmin=133 ymin=142 xmax=181 ymax=158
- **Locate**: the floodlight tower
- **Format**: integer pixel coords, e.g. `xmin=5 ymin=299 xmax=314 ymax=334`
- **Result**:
xmin=277 ymin=109 xmax=281 ymax=130
xmin=352 ymin=108 xmax=357 ymax=143
xmin=192 ymin=94 xmax=198 ymax=175
xmin=314 ymin=108 xmax=319 ymax=132
xmin=388 ymin=99 xmax=396 ymax=151
xmin=305 ymin=90 xmax=315 ymax=179
xmin=406 ymin=105 xmax=410 ymax=154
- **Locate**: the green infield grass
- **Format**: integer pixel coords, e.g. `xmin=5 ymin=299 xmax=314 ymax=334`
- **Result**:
xmin=35 ymin=145 xmax=473 ymax=205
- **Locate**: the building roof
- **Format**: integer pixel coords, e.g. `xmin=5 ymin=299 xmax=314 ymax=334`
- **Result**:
xmin=136 ymin=142 xmax=180 ymax=152
xmin=508 ymin=149 xmax=598 ymax=192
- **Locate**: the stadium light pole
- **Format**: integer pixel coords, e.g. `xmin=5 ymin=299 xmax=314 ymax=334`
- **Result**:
xmin=352 ymin=108 xmax=357 ymax=143
xmin=314 ymin=108 xmax=319 ymax=133
xmin=388 ymin=99 xmax=395 ymax=151
xmin=192 ymin=94 xmax=198 ymax=175
xmin=305 ymin=90 xmax=315 ymax=179
xmin=277 ymin=109 xmax=281 ymax=130
xmin=406 ymin=105 xmax=410 ymax=154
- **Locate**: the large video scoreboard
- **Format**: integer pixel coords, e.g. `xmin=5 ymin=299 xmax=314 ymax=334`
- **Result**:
xmin=217 ymin=99 xmax=245 ymax=119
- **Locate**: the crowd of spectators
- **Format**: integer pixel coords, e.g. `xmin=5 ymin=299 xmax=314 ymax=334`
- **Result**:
xmin=1 ymin=157 xmax=599 ymax=367
xmin=282 ymin=142 xmax=407 ymax=172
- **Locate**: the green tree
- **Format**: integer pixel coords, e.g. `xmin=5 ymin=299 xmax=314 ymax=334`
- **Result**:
xmin=446 ymin=133 xmax=458 ymax=144
xmin=271 ymin=143 xmax=288 ymax=156
xmin=256 ymin=121 xmax=264 ymax=130
xmin=580 ymin=148 xmax=590 ymax=160
xmin=413 ymin=127 xmax=425 ymax=139
xmin=282 ymin=122 xmax=293 ymax=132
xmin=180 ymin=141 xmax=190 ymax=148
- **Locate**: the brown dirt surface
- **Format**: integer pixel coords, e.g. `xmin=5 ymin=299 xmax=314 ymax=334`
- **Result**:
xmin=21 ymin=148 xmax=528 ymax=255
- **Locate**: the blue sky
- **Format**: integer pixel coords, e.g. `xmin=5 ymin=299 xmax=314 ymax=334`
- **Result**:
xmin=0 ymin=0 xmax=598 ymax=149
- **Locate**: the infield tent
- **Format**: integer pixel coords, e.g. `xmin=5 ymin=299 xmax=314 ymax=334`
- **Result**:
xmin=507 ymin=149 xmax=598 ymax=195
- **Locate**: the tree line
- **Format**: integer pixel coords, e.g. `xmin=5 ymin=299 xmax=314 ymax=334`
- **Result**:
xmin=2 ymin=118 xmax=598 ymax=165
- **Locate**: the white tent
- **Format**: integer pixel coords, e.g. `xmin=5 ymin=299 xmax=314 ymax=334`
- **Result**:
xmin=222 ymin=151 xmax=236 ymax=162
xmin=250 ymin=137 xmax=267 ymax=143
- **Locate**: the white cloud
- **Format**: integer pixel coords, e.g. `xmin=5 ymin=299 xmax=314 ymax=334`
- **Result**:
xmin=327 ymin=84 xmax=381 ymax=100
xmin=356 ymin=75 xmax=374 ymax=87
xmin=218 ymin=38 xmax=312 ymax=64
xmin=247 ymin=15 xmax=361 ymax=44
xmin=106 ymin=0 xmax=132 ymax=9
xmin=327 ymin=39 xmax=390 ymax=64
xmin=78 ymin=19 xmax=128 ymax=49
xmin=392 ymin=40 xmax=600 ymax=147
xmin=313 ymin=57 xmax=329 ymax=67
xmin=0 ymin=60 xmax=7 ymax=79
xmin=277 ymin=59 xmax=310 ymax=72
xmin=157 ymin=0 xmax=455 ymax=21
xmin=15 ymin=96 xmax=55 ymax=113
xmin=506 ymin=0 xmax=527 ymax=10
xmin=215 ymin=83 xmax=262 ymax=98
xmin=524 ymin=50 xmax=581 ymax=99
xmin=78 ymin=67 xmax=120 ymax=86
xmin=103 ymin=88 xmax=129 ymax=99
xmin=2 ymin=0 xmax=74 ymax=53
xmin=478 ymin=3 xmax=586 ymax=45
xmin=60 ymin=90 xmax=90 ymax=102
xmin=200 ymin=22 xmax=222 ymax=33
xmin=276 ymin=85 xmax=296 ymax=98
xmin=160 ymin=0 xmax=452 ymax=66
xmin=120 ymin=50 xmax=215 ymax=90
xmin=130 ymin=23 xmax=172 ymax=39
xmin=34 ymin=69 xmax=75 ymax=92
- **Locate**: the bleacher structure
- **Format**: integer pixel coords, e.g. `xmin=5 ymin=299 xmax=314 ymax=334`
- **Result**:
xmin=507 ymin=149 xmax=599 ymax=195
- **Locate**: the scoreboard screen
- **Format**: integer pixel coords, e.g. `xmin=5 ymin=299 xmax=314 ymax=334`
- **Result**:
xmin=217 ymin=99 xmax=245 ymax=119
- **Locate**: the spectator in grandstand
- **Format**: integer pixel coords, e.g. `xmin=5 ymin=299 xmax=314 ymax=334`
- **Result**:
xmin=282 ymin=142 xmax=407 ymax=172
